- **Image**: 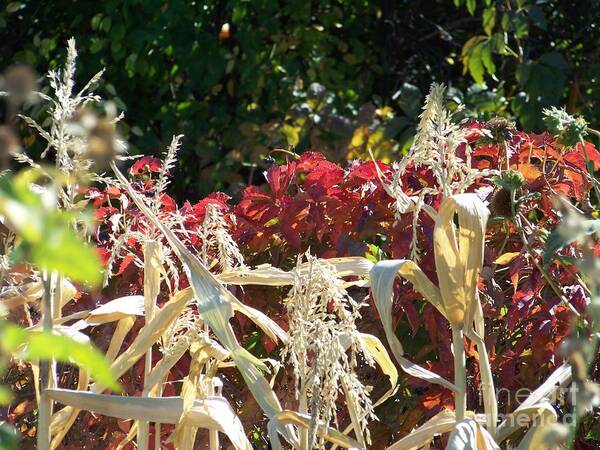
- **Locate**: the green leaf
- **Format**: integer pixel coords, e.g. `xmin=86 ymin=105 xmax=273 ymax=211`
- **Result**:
xmin=29 ymin=226 xmax=102 ymax=286
xmin=543 ymin=219 xmax=600 ymax=266
xmin=0 ymin=171 xmax=102 ymax=286
xmin=461 ymin=35 xmax=486 ymax=79
xmin=0 ymin=424 xmax=19 ymax=450
xmin=466 ymin=0 xmax=476 ymax=15
xmin=481 ymin=41 xmax=496 ymax=77
xmin=0 ymin=386 xmax=13 ymax=406
xmin=527 ymin=5 xmax=547 ymax=30
xmin=2 ymin=324 xmax=120 ymax=391
xmin=468 ymin=42 xmax=485 ymax=84
xmin=482 ymin=6 xmax=496 ymax=36
xmin=394 ymin=83 xmax=423 ymax=119
xmin=5 ymin=2 xmax=21 ymax=13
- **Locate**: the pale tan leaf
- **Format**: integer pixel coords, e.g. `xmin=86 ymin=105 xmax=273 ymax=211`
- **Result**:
xmin=46 ymin=389 xmax=252 ymax=450
xmin=268 ymin=410 xmax=361 ymax=450
xmin=0 ymin=279 xmax=76 ymax=311
xmin=113 ymin=164 xmax=287 ymax=428
xmin=108 ymin=288 xmax=193 ymax=383
xmin=433 ymin=194 xmax=489 ymax=329
xmin=445 ymin=418 xmax=500 ymax=450
xmin=50 ymin=368 xmax=89 ymax=450
xmin=494 ymin=364 xmax=570 ymax=444
xmin=50 ymin=288 xmax=194 ymax=441
xmin=357 ymin=333 xmax=398 ymax=407
xmin=105 ymin=317 xmax=136 ymax=363
xmin=467 ymin=300 xmax=497 ymax=434
xmin=369 ymin=260 xmax=458 ymax=392
xmin=139 ymin=241 xmax=162 ymax=450
xmin=70 ymin=295 xmax=144 ymax=331
xmin=387 ymin=409 xmax=457 ymax=450
xmin=495 ymin=401 xmax=558 ymax=444
xmin=217 ymin=257 xmax=373 ymax=286
xmin=493 ymin=252 xmax=520 ymax=265
xmin=0 ymin=281 xmax=44 ymax=309
xmin=514 ymin=401 xmax=558 ymax=450
xmin=517 ymin=363 xmax=571 ymax=411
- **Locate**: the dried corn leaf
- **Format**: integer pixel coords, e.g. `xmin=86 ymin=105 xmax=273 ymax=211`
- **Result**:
xmin=445 ymin=418 xmax=499 ymax=450
xmin=369 ymin=260 xmax=458 ymax=392
xmin=386 ymin=409 xmax=457 ymax=450
xmin=108 ymin=288 xmax=193 ymax=382
xmin=494 ymin=364 xmax=570 ymax=443
xmin=517 ymin=363 xmax=571 ymax=411
xmin=0 ymin=281 xmax=43 ymax=309
xmin=168 ymin=286 xmax=287 ymax=344
xmin=113 ymin=164 xmax=285 ymax=421
xmin=495 ymin=401 xmax=558 ymax=444
xmin=70 ymin=295 xmax=144 ymax=331
xmin=46 ymin=389 xmax=252 ymax=450
xmin=50 ymin=368 xmax=89 ymax=450
xmin=139 ymin=241 xmax=162 ymax=450
xmin=50 ymin=287 xmax=194 ymax=437
xmin=357 ymin=333 xmax=398 ymax=407
xmin=467 ymin=299 xmax=497 ymax=434
xmin=105 ymin=317 xmax=136 ymax=363
xmin=217 ymin=257 xmax=373 ymax=286
xmin=268 ymin=410 xmax=361 ymax=450
xmin=514 ymin=402 xmax=558 ymax=450
xmin=0 ymin=279 xmax=77 ymax=310
xmin=433 ymin=194 xmax=489 ymax=329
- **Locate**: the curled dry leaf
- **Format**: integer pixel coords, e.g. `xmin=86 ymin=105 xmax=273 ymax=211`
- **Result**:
xmin=369 ymin=259 xmax=458 ymax=392
xmin=433 ymin=193 xmax=489 ymax=330
xmin=445 ymin=418 xmax=499 ymax=450
xmin=46 ymin=389 xmax=252 ymax=450
xmin=268 ymin=410 xmax=362 ymax=450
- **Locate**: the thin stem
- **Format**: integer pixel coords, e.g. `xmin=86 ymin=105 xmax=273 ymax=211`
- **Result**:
xmin=298 ymin=378 xmax=309 ymax=450
xmin=138 ymin=241 xmax=161 ymax=450
xmin=452 ymin=327 xmax=467 ymax=421
xmin=37 ymin=272 xmax=55 ymax=450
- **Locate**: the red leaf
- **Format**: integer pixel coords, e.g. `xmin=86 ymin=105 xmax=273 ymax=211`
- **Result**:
xmin=117 ymin=254 xmax=135 ymax=276
xmin=130 ymin=156 xmax=162 ymax=175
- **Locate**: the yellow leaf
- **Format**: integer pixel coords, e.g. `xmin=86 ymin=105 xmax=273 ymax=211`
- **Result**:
xmin=350 ymin=126 xmax=366 ymax=147
xmin=281 ymin=124 xmax=299 ymax=146
xmin=494 ymin=252 xmax=520 ymax=265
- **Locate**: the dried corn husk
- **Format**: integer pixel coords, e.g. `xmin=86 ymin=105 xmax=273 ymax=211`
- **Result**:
xmin=112 ymin=164 xmax=295 ymax=443
xmin=46 ymin=389 xmax=252 ymax=450
xmin=445 ymin=418 xmax=500 ymax=450
xmin=217 ymin=257 xmax=373 ymax=286
xmin=268 ymin=410 xmax=362 ymax=450
xmin=70 ymin=295 xmax=144 ymax=331
xmin=433 ymin=194 xmax=489 ymax=330
xmin=386 ymin=409 xmax=458 ymax=450
xmin=369 ymin=260 xmax=458 ymax=392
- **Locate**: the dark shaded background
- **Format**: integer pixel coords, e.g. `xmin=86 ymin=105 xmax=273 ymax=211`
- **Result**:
xmin=1 ymin=0 xmax=599 ymax=199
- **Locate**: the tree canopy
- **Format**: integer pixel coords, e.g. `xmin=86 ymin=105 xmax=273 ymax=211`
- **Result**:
xmin=1 ymin=0 xmax=599 ymax=197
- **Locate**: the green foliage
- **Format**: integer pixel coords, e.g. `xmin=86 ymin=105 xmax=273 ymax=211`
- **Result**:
xmin=0 ymin=424 xmax=19 ymax=450
xmin=0 ymin=170 xmax=101 ymax=286
xmin=543 ymin=219 xmax=600 ymax=267
xmin=543 ymin=106 xmax=588 ymax=147
xmin=1 ymin=1 xmax=598 ymax=197
xmin=0 ymin=323 xmax=119 ymax=391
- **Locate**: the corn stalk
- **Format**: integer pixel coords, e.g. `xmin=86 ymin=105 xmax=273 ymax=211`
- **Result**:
xmin=137 ymin=240 xmax=162 ymax=449
xmin=37 ymin=271 xmax=56 ymax=450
